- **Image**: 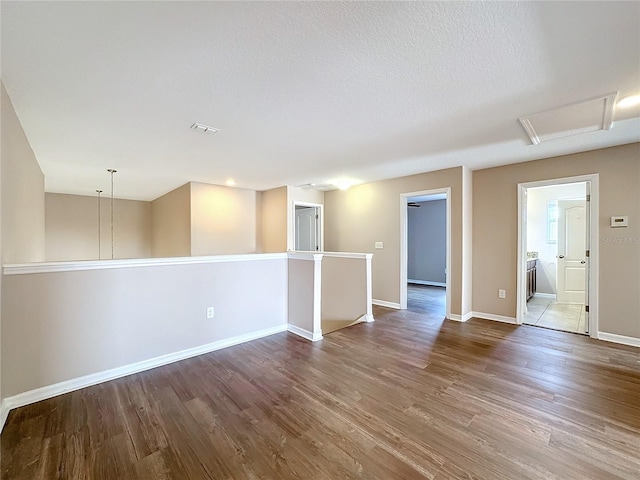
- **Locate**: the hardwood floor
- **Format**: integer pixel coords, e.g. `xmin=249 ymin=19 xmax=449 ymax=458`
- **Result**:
xmin=2 ymin=304 xmax=639 ymax=479
xmin=407 ymin=284 xmax=446 ymax=315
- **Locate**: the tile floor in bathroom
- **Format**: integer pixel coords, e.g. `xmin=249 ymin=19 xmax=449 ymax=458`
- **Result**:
xmin=524 ymin=294 xmax=587 ymax=334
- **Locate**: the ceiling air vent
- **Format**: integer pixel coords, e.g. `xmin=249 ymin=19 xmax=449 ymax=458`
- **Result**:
xmin=191 ymin=122 xmax=219 ymax=134
xmin=298 ymin=183 xmax=336 ymax=191
xmin=519 ymin=93 xmax=617 ymax=145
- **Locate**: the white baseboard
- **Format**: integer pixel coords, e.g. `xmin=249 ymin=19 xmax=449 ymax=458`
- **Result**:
xmin=449 ymin=312 xmax=473 ymax=322
xmin=0 ymin=401 xmax=9 ymax=433
xmin=471 ymin=312 xmax=517 ymax=324
xmin=597 ymin=332 xmax=640 ymax=347
xmin=408 ymin=279 xmax=446 ymax=288
xmin=288 ymin=324 xmax=323 ymax=342
xmin=353 ymin=313 xmax=374 ymax=324
xmin=533 ymin=292 xmax=556 ymax=299
xmin=0 ymin=323 xmax=288 ymax=432
xmin=373 ymin=299 xmax=401 ymax=309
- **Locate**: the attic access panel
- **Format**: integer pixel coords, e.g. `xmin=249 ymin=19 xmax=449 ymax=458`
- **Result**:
xmin=519 ymin=93 xmax=617 ymax=145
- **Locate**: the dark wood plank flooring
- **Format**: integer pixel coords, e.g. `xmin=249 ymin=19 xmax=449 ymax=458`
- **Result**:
xmin=407 ymin=284 xmax=446 ymax=315
xmin=2 ymin=302 xmax=639 ymax=479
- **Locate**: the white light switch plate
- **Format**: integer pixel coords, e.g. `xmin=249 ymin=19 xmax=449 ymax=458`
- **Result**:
xmin=375 ymin=242 xmax=384 ymax=249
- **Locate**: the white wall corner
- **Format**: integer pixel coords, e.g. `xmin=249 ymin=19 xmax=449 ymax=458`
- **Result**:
xmin=448 ymin=312 xmax=472 ymax=322
xmin=288 ymin=324 xmax=323 ymax=342
xmin=597 ymin=332 xmax=640 ymax=348
xmin=364 ymin=313 xmax=375 ymax=323
xmin=312 ymin=254 xmax=323 ymax=339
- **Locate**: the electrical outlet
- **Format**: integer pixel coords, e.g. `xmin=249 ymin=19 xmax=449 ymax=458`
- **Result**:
xmin=375 ymin=241 xmax=384 ymax=249
xmin=498 ymin=289 xmax=506 ymax=299
xmin=207 ymin=306 xmax=215 ymax=318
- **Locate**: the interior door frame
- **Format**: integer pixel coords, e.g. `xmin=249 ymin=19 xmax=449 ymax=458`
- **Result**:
xmin=400 ymin=187 xmax=451 ymax=320
xmin=516 ymin=174 xmax=599 ymax=338
xmin=290 ymin=201 xmax=324 ymax=252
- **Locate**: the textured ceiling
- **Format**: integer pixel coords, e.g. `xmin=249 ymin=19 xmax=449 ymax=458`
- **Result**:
xmin=2 ymin=1 xmax=639 ymax=201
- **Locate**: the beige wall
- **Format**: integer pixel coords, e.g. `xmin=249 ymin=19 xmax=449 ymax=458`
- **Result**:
xmin=288 ymin=185 xmax=324 ymax=206
xmin=325 ymin=167 xmax=466 ymax=316
xmin=0 ymin=87 xmax=3 ymax=408
xmin=473 ymin=143 xmax=640 ymax=338
xmin=1 ymin=84 xmax=45 ymax=263
xmin=2 ymin=258 xmax=288 ymax=398
xmin=288 ymin=258 xmax=316 ymax=332
xmin=321 ymin=256 xmax=367 ymax=323
xmin=261 ymin=186 xmax=288 ymax=253
xmin=151 ymin=183 xmax=191 ymax=257
xmin=46 ymin=193 xmax=151 ymax=261
xmin=190 ymin=182 xmax=259 ymax=256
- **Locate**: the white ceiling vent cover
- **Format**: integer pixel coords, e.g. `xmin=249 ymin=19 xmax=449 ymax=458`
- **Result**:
xmin=191 ymin=122 xmax=219 ymax=134
xmin=519 ymin=93 xmax=617 ymax=145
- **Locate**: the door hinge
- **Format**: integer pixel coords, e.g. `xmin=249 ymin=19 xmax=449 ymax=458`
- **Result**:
xmin=315 ymin=214 xmax=319 ymax=219
xmin=586 ymin=250 xmax=590 ymax=257
xmin=585 ymin=305 xmax=589 ymax=313
xmin=586 ymin=194 xmax=591 ymax=202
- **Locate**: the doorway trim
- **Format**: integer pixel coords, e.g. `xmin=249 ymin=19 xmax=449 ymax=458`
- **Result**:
xmin=400 ymin=187 xmax=451 ymax=320
xmin=516 ymin=174 xmax=599 ymax=338
xmin=290 ymin=201 xmax=324 ymax=252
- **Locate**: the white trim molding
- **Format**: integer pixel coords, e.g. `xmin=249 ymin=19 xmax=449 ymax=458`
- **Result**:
xmin=289 ymin=200 xmax=324 ymax=252
xmin=286 ymin=251 xmax=323 ymax=261
xmin=449 ymin=312 xmax=473 ymax=322
xmin=408 ymin=279 xmax=446 ymax=288
xmin=597 ymin=332 xmax=640 ymax=348
xmin=353 ymin=313 xmax=374 ymax=324
xmin=4 ymin=253 xmax=288 ymax=275
xmin=532 ymin=292 xmax=556 ymax=299
xmin=321 ymin=252 xmax=373 ymax=260
xmin=0 ymin=324 xmax=288 ymax=430
xmin=471 ymin=312 xmax=517 ymax=324
xmin=365 ymin=254 xmax=374 ymax=322
xmin=516 ymin=174 xmax=599 ymax=340
xmin=311 ymin=254 xmax=323 ymax=339
xmin=400 ymin=187 xmax=452 ymax=319
xmin=373 ymin=299 xmax=401 ymax=309
xmin=0 ymin=402 xmax=9 ymax=433
xmin=288 ymin=324 xmax=323 ymax=342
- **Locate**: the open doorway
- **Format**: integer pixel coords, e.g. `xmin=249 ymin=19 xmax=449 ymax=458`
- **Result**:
xmin=400 ymin=188 xmax=451 ymax=319
xmin=293 ymin=202 xmax=322 ymax=251
xmin=517 ymin=175 xmax=599 ymax=337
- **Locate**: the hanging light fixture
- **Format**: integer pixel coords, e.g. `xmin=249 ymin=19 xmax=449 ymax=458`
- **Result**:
xmin=107 ymin=169 xmax=117 ymax=259
xmin=96 ymin=189 xmax=103 ymax=259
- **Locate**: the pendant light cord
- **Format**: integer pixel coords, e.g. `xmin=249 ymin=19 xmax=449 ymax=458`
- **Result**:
xmin=96 ymin=190 xmax=102 ymax=259
xmin=107 ymin=169 xmax=117 ymax=259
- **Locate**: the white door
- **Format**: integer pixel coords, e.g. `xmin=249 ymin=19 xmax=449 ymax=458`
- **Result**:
xmin=556 ymin=200 xmax=587 ymax=304
xmin=295 ymin=207 xmax=318 ymax=251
